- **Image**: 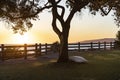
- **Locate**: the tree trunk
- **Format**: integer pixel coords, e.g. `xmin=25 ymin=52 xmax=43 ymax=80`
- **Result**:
xmin=49 ymin=0 xmax=73 ymax=63
xmin=57 ymin=35 xmax=69 ymax=63
xmin=57 ymin=26 xmax=70 ymax=63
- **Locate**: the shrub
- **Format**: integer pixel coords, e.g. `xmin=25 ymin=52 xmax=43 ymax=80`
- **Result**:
xmin=51 ymin=41 xmax=60 ymax=53
xmin=3 ymin=47 xmax=24 ymax=60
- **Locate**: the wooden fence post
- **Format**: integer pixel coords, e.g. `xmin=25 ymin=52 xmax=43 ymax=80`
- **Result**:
xmin=110 ymin=42 xmax=112 ymax=50
xmin=98 ymin=42 xmax=101 ymax=50
xmin=35 ymin=43 xmax=38 ymax=57
xmin=24 ymin=44 xmax=27 ymax=59
xmin=45 ymin=43 xmax=47 ymax=54
xmin=91 ymin=42 xmax=93 ymax=50
xmin=0 ymin=45 xmax=1 ymax=61
xmin=39 ymin=43 xmax=41 ymax=56
xmin=1 ymin=44 xmax=4 ymax=61
xmin=78 ymin=42 xmax=80 ymax=52
xmin=104 ymin=42 xmax=106 ymax=50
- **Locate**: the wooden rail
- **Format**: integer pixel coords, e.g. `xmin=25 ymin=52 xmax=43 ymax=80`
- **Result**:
xmin=0 ymin=43 xmax=51 ymax=61
xmin=0 ymin=42 xmax=115 ymax=61
xmin=68 ymin=42 xmax=114 ymax=51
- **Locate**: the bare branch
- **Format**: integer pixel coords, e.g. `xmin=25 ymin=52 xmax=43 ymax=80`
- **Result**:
xmin=66 ymin=1 xmax=89 ymax=24
xmin=49 ymin=0 xmax=65 ymax=29
xmin=66 ymin=7 xmax=76 ymax=24
xmin=57 ymin=5 xmax=65 ymax=18
xmin=100 ymin=7 xmax=112 ymax=15
xmin=48 ymin=0 xmax=63 ymax=37
xmin=91 ymin=0 xmax=112 ymax=16
xmin=52 ymin=8 xmax=62 ymax=37
xmin=67 ymin=0 xmax=74 ymax=4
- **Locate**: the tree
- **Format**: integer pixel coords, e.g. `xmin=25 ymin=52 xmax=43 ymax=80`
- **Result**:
xmin=115 ymin=31 xmax=120 ymax=49
xmin=0 ymin=0 xmax=120 ymax=63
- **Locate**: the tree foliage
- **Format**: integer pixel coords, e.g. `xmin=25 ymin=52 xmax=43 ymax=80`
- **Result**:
xmin=0 ymin=0 xmax=119 ymax=33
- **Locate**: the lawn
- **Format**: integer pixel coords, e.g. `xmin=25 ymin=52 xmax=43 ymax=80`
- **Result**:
xmin=0 ymin=50 xmax=120 ymax=80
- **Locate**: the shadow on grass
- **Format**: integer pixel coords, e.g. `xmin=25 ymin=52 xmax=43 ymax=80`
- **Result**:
xmin=0 ymin=50 xmax=120 ymax=80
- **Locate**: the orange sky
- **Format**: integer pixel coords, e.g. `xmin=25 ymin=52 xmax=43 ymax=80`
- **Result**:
xmin=0 ymin=10 xmax=118 ymax=44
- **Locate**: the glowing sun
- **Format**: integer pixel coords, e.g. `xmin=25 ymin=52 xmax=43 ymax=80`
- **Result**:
xmin=12 ymin=33 xmax=34 ymax=44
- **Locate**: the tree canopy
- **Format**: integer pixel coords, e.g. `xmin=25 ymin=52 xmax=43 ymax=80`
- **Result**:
xmin=0 ymin=0 xmax=119 ymax=34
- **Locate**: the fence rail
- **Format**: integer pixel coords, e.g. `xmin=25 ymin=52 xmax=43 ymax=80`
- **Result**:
xmin=68 ymin=42 xmax=114 ymax=51
xmin=0 ymin=42 xmax=115 ymax=61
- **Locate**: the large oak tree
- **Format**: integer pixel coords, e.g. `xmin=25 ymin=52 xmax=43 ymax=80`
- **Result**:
xmin=0 ymin=0 xmax=120 ymax=62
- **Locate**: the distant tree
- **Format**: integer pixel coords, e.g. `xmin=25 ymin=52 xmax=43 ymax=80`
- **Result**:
xmin=0 ymin=0 xmax=120 ymax=62
xmin=115 ymin=31 xmax=120 ymax=49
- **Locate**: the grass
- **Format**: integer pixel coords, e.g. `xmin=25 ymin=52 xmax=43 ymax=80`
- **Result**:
xmin=0 ymin=50 xmax=120 ymax=80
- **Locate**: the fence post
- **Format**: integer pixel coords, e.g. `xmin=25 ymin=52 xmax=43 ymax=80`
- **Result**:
xmin=78 ymin=42 xmax=80 ymax=52
xmin=91 ymin=42 xmax=93 ymax=50
xmin=104 ymin=42 xmax=106 ymax=50
xmin=45 ymin=43 xmax=47 ymax=54
xmin=35 ymin=43 xmax=38 ymax=57
xmin=110 ymin=42 xmax=112 ymax=50
xmin=98 ymin=42 xmax=101 ymax=50
xmin=24 ymin=44 xmax=27 ymax=59
xmin=39 ymin=43 xmax=41 ymax=56
xmin=1 ymin=44 xmax=4 ymax=61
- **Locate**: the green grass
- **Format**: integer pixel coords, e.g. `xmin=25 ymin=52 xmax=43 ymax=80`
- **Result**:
xmin=0 ymin=50 xmax=120 ymax=80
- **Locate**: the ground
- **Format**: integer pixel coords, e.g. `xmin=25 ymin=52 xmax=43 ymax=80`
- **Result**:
xmin=0 ymin=50 xmax=120 ymax=80
xmin=0 ymin=53 xmax=59 ymax=64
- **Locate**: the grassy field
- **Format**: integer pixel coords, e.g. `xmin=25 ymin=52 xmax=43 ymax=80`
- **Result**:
xmin=0 ymin=50 xmax=120 ymax=80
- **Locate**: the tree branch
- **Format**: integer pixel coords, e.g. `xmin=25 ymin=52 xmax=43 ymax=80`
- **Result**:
xmin=16 ymin=0 xmax=61 ymax=19
xmin=66 ymin=7 xmax=76 ymax=24
xmin=57 ymin=5 xmax=65 ymax=18
xmin=100 ymin=7 xmax=112 ymax=15
xmin=14 ymin=5 xmax=52 ymax=19
xmin=48 ymin=0 xmax=63 ymax=37
xmin=52 ymin=8 xmax=62 ymax=37
xmin=66 ymin=1 xmax=89 ymax=24
xmin=92 ymin=0 xmax=112 ymax=16
xmin=56 ymin=0 xmax=61 ymax=4
xmin=67 ymin=0 xmax=74 ymax=4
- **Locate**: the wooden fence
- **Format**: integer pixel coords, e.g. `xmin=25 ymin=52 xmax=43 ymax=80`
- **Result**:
xmin=0 ymin=42 xmax=114 ymax=61
xmin=68 ymin=42 xmax=114 ymax=51
xmin=0 ymin=43 xmax=51 ymax=61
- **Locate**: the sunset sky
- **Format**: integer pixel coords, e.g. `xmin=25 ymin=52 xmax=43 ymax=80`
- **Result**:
xmin=0 ymin=9 xmax=119 ymax=44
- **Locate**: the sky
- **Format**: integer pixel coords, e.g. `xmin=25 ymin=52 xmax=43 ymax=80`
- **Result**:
xmin=0 ymin=9 xmax=119 ymax=44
